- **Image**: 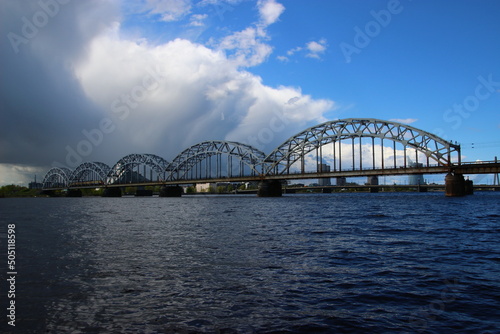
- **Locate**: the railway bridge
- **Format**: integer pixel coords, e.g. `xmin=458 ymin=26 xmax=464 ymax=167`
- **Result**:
xmin=42 ymin=118 xmax=500 ymax=197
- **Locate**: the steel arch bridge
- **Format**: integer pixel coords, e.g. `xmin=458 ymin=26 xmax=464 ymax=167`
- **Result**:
xmin=42 ymin=167 xmax=72 ymax=188
xmin=264 ymin=118 xmax=461 ymax=175
xmin=166 ymin=141 xmax=267 ymax=181
xmin=107 ymin=153 xmax=170 ymax=184
xmin=41 ymin=118 xmax=479 ymax=191
xmin=70 ymin=162 xmax=111 ymax=186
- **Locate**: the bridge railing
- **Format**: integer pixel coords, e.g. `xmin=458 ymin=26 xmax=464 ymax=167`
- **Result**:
xmin=275 ymin=163 xmax=448 ymax=175
xmin=459 ymin=160 xmax=498 ymax=165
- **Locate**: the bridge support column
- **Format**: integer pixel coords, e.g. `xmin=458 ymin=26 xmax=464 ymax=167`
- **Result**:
xmin=368 ymin=176 xmax=379 ymax=193
xmin=257 ymin=180 xmax=282 ymax=197
xmin=464 ymin=178 xmax=474 ymax=195
xmin=65 ymin=189 xmax=82 ymax=197
xmin=417 ymin=183 xmax=428 ymax=192
xmin=159 ymin=185 xmax=183 ymax=197
xmin=42 ymin=190 xmax=57 ymax=197
xmin=336 ymin=177 xmax=347 ymax=186
xmin=102 ymin=187 xmax=122 ymax=197
xmin=445 ymin=173 xmax=467 ymax=197
xmin=135 ymin=186 xmax=153 ymax=197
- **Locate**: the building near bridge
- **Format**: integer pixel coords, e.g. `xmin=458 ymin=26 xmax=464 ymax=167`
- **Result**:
xmin=408 ymin=163 xmax=425 ymax=185
xmin=29 ymin=176 xmax=43 ymax=189
xmin=336 ymin=177 xmax=347 ymax=186
xmin=195 ymin=183 xmax=216 ymax=192
xmin=318 ymin=163 xmax=331 ymax=186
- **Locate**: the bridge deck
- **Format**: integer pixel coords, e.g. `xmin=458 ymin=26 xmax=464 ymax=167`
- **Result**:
xmin=42 ymin=162 xmax=500 ymax=190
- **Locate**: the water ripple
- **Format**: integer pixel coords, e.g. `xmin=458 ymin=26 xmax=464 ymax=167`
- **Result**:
xmin=1 ymin=193 xmax=499 ymax=333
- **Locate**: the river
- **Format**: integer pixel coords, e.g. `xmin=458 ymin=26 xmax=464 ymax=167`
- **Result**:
xmin=1 ymin=192 xmax=499 ymax=333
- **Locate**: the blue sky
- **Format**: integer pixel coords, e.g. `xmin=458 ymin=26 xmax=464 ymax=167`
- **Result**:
xmin=1 ymin=0 xmax=499 ymax=185
xmin=123 ymin=0 xmax=499 ymax=159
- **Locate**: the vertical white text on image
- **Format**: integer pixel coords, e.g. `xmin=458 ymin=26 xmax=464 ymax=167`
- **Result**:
xmin=7 ymin=224 xmax=17 ymax=327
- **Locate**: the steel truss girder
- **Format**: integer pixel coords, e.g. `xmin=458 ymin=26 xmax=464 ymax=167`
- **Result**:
xmin=107 ymin=153 xmax=170 ymax=184
xmin=166 ymin=140 xmax=267 ymax=180
xmin=41 ymin=118 xmax=463 ymax=189
xmin=69 ymin=162 xmax=111 ymax=185
xmin=265 ymin=118 xmax=461 ymax=175
xmin=42 ymin=167 xmax=72 ymax=188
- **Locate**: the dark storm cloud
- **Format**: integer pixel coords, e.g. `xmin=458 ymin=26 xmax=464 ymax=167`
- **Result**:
xmin=0 ymin=0 xmax=333 ymax=185
xmin=0 ymin=0 xmax=119 ymax=166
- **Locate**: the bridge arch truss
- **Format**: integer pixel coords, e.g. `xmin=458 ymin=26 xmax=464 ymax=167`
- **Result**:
xmin=69 ymin=162 xmax=111 ymax=187
xmin=265 ymin=118 xmax=461 ymax=175
xmin=166 ymin=141 xmax=268 ymax=181
xmin=42 ymin=167 xmax=73 ymax=189
xmin=40 ymin=118 xmax=468 ymax=190
xmin=107 ymin=154 xmax=170 ymax=184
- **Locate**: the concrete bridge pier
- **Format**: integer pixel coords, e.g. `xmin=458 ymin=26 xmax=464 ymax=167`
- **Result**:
xmin=42 ymin=190 xmax=57 ymax=197
xmin=417 ymin=183 xmax=428 ymax=192
xmin=464 ymin=178 xmax=474 ymax=195
xmin=368 ymin=176 xmax=379 ymax=193
xmin=257 ymin=180 xmax=282 ymax=197
xmin=102 ymin=187 xmax=122 ymax=197
xmin=135 ymin=186 xmax=153 ymax=197
xmin=445 ymin=173 xmax=473 ymax=197
xmin=65 ymin=189 xmax=82 ymax=197
xmin=159 ymin=185 xmax=183 ymax=197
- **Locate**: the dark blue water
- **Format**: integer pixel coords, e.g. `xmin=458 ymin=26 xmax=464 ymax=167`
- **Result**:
xmin=1 ymin=192 xmax=499 ymax=333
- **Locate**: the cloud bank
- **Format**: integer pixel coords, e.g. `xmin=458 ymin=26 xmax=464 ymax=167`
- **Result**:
xmin=0 ymin=0 xmax=334 ymax=185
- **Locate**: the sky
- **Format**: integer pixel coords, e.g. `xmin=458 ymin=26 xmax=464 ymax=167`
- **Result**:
xmin=1 ymin=0 xmax=499 ymax=186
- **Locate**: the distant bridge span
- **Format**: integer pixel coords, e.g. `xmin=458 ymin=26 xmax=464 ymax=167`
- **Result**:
xmin=266 ymin=118 xmax=461 ymax=175
xmin=42 ymin=118 xmax=499 ymax=196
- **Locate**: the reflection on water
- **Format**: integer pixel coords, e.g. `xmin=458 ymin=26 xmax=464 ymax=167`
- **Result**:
xmin=1 ymin=192 xmax=499 ymax=333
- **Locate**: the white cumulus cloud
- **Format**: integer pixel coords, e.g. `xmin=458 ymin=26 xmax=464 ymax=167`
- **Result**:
xmin=217 ymin=0 xmax=286 ymax=67
xmin=258 ymin=0 xmax=285 ymax=26
xmin=218 ymin=26 xmax=273 ymax=67
xmin=189 ymin=13 xmax=208 ymax=26
xmin=75 ymin=23 xmax=334 ymax=156
xmin=142 ymin=0 xmax=192 ymax=21
xmin=306 ymin=39 xmax=327 ymax=59
xmin=280 ymin=39 xmax=328 ymax=61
